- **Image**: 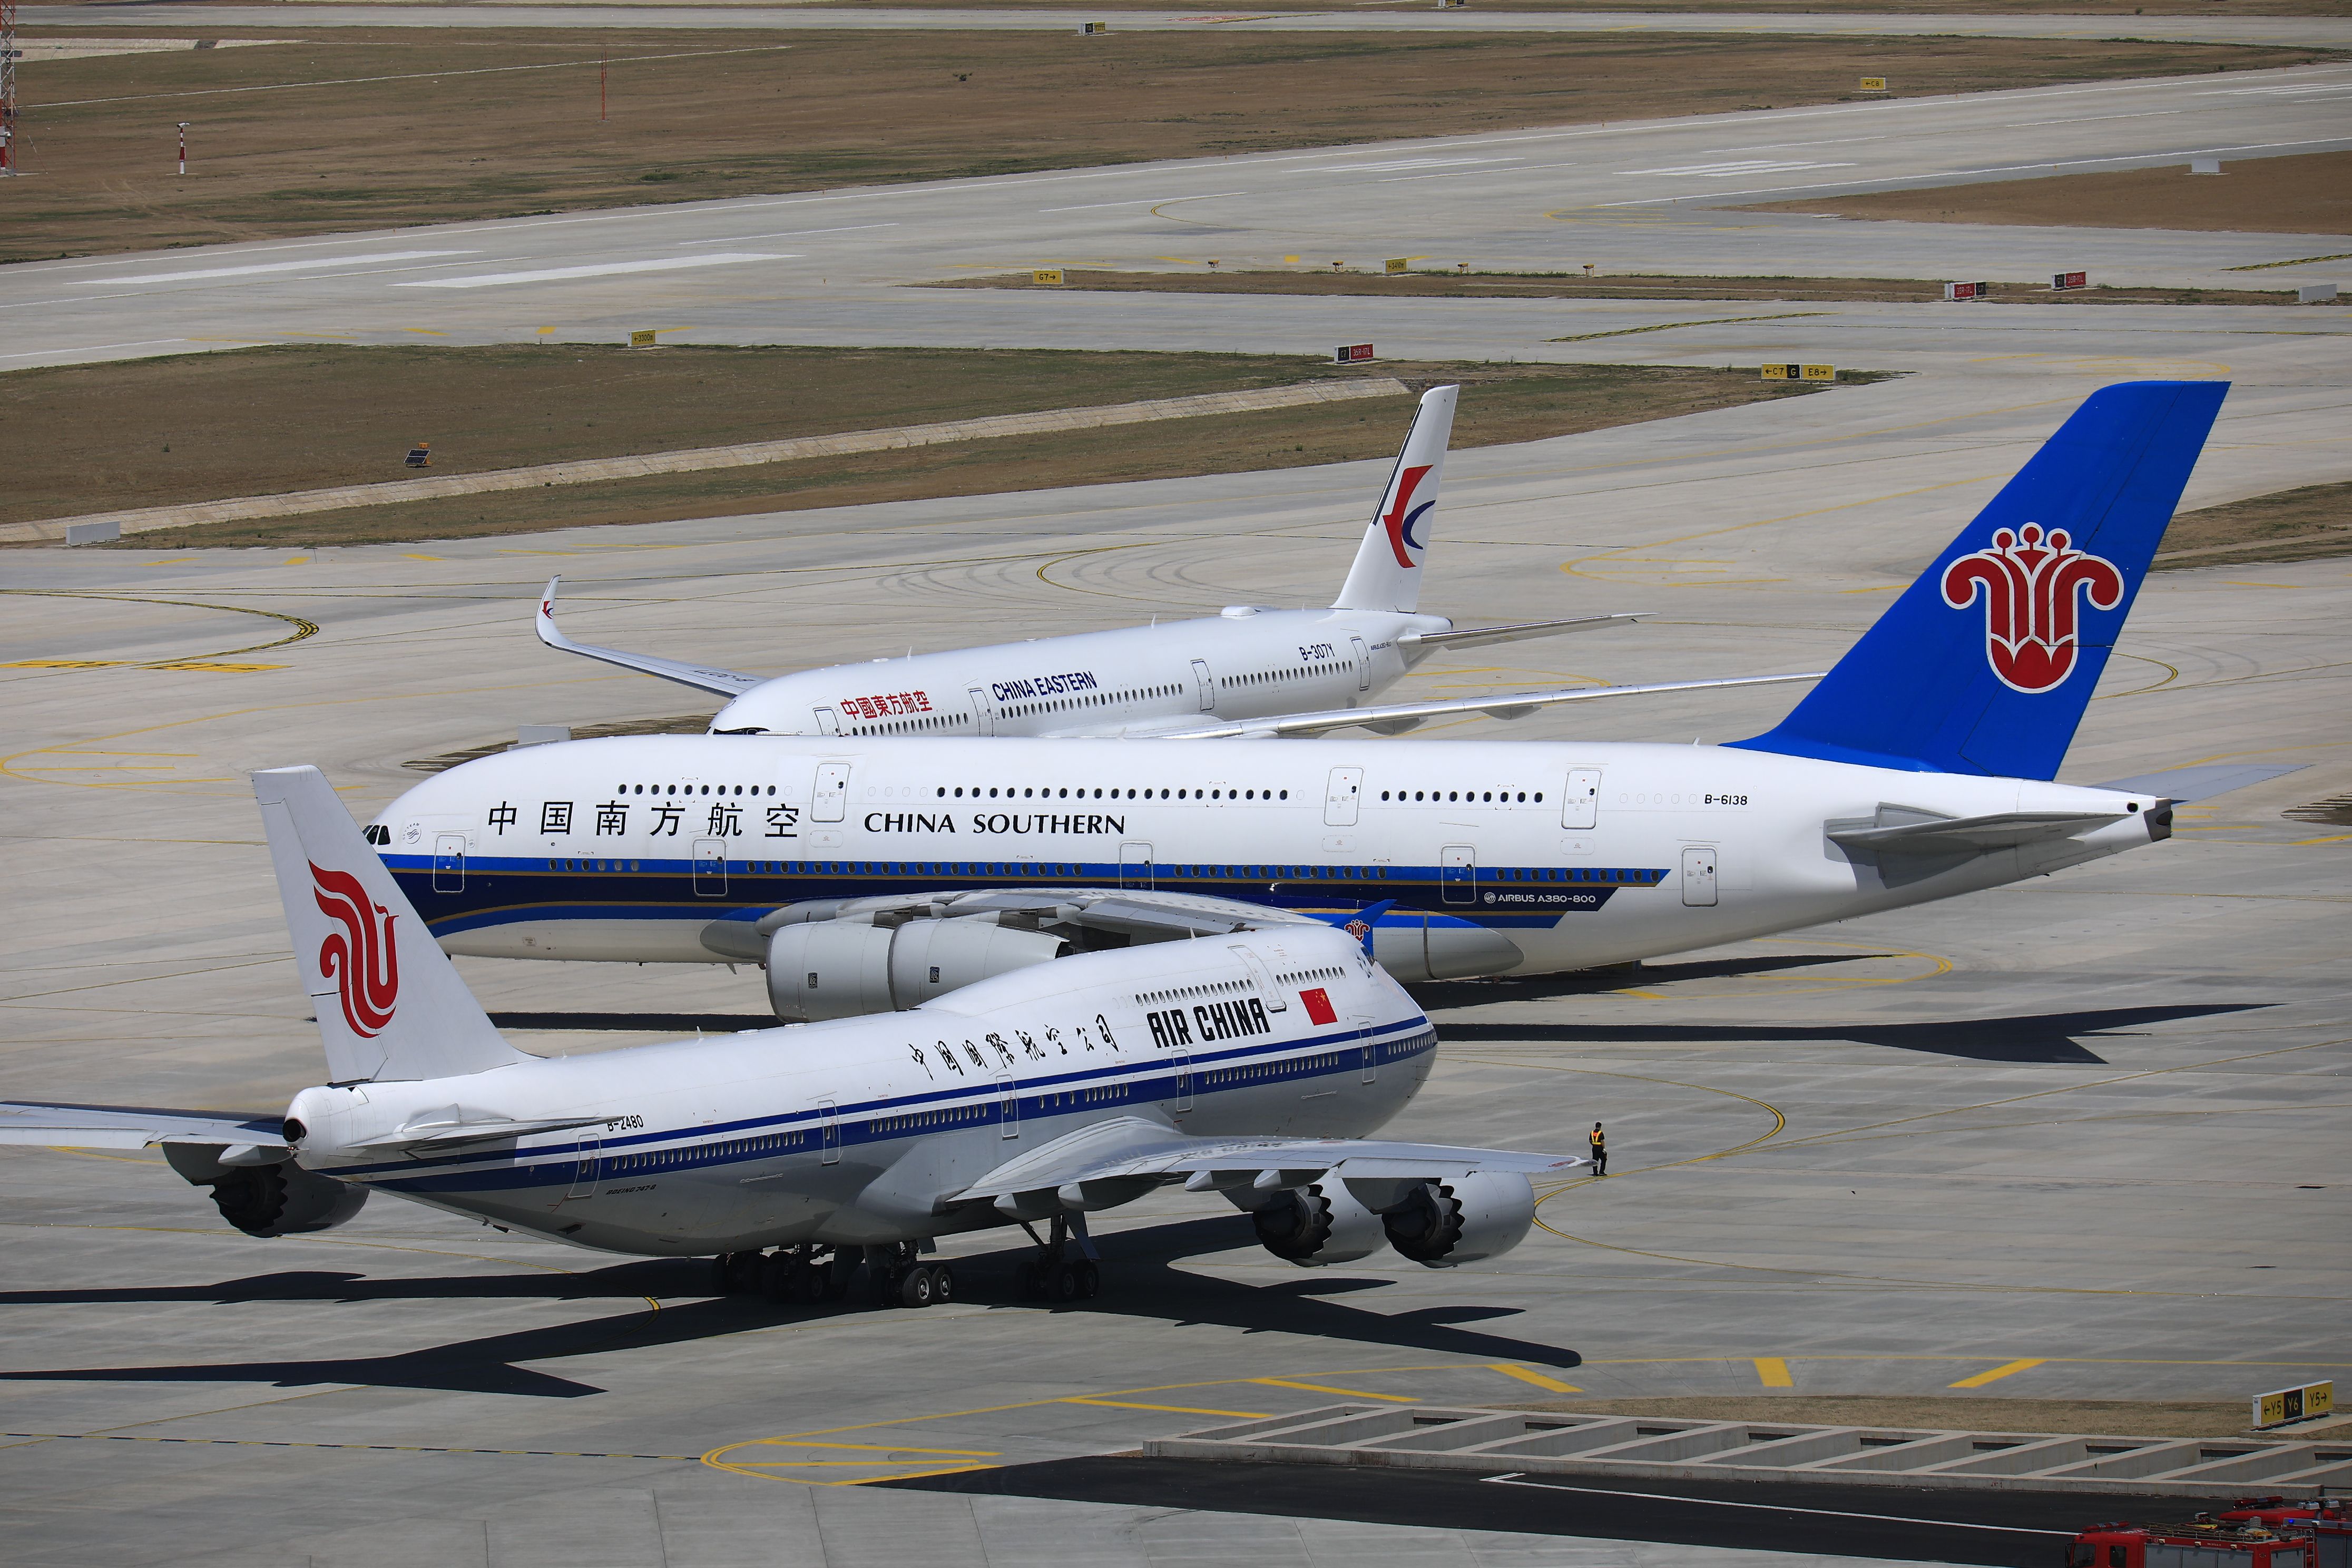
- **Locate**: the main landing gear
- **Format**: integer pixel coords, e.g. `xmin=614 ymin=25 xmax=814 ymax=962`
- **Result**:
xmin=1013 ymin=1213 xmax=1101 ymax=1304
xmin=710 ymin=1242 xmax=955 ymax=1310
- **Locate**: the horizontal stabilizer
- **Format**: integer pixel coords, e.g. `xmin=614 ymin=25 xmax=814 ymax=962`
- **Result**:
xmin=345 ymin=1112 xmax=609 ymax=1154
xmin=1398 ymin=613 xmax=1643 ymax=654
xmin=2091 ymin=762 xmax=2305 ymax=803
xmin=1135 ymin=670 xmax=1821 ymax=740
xmin=0 ymin=1101 xmax=287 ymax=1152
xmin=536 ymin=577 xmax=763 ymax=698
xmin=1829 ymin=807 xmax=2123 ymax=857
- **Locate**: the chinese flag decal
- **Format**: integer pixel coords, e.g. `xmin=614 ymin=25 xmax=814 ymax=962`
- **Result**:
xmin=1300 ymin=988 xmax=1338 ymax=1026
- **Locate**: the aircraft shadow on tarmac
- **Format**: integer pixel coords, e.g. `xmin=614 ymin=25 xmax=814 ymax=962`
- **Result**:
xmin=1438 ymin=1003 xmax=2271 ymax=1064
xmin=0 ymin=1218 xmax=1580 ymax=1399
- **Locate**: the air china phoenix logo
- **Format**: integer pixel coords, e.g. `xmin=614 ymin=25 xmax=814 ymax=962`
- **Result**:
xmin=1381 ymin=464 xmax=1436 ymax=570
xmin=311 ymin=863 xmax=399 ymax=1037
xmin=1939 ymin=523 xmax=2125 ymax=694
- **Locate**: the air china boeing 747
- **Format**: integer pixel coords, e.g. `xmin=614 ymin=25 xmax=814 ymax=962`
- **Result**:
xmin=533 ymin=385 xmax=1669 ymax=741
xmin=0 ymin=768 xmax=1583 ymax=1302
xmin=378 ymin=382 xmax=2227 ymax=1020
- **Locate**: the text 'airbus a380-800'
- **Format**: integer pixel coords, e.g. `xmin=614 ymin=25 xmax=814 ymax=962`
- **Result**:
xmin=384 ymin=383 xmax=2234 ymax=1020
xmin=0 ymin=768 xmax=1584 ymax=1302
xmin=532 ymin=384 xmax=1799 ymax=741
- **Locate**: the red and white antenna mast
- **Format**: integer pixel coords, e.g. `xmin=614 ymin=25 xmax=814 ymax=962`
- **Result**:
xmin=0 ymin=0 xmax=18 ymax=175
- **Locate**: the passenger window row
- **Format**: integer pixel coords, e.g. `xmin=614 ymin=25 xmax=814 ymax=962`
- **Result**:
xmin=608 ymin=1130 xmax=802 ymax=1172
xmin=872 ymin=1105 xmax=977 ymax=1135
xmin=1380 ymin=789 xmax=1542 ymax=804
xmin=939 ymin=785 xmax=1290 ymax=801
xmin=614 ymin=782 xmax=780 ymax=797
xmin=1137 ymin=977 xmax=1251 ymax=1008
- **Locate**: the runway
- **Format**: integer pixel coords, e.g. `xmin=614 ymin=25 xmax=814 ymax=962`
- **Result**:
xmin=26 ymin=3 xmax=2352 ymax=50
xmin=4 ymin=62 xmax=2350 ymax=381
xmin=3 ymin=367 xmax=2348 ymax=1566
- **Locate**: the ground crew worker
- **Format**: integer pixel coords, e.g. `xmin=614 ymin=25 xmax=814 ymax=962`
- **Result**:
xmin=1588 ymin=1121 xmax=1607 ymax=1177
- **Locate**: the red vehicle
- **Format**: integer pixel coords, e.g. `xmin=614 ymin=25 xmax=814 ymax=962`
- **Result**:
xmin=2218 ymin=1499 xmax=2346 ymax=1532
xmin=2067 ymin=1520 xmax=2311 ymax=1567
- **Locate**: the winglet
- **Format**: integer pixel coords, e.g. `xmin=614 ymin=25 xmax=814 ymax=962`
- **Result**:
xmin=527 ymin=579 xmax=765 ymax=698
xmin=253 ymin=766 xmax=527 ymax=1085
xmin=534 ymin=575 xmax=565 ymax=652
xmin=1333 ymin=385 xmax=1457 ymax=614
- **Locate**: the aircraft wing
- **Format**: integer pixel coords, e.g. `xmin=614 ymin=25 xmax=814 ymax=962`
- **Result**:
xmin=535 ymin=577 xmax=765 ymax=698
xmin=950 ymin=1115 xmax=1585 ymax=1211
xmin=1397 ymin=612 xmax=1644 ymax=653
xmin=1126 ymin=670 xmax=1824 ymax=740
xmin=700 ymin=886 xmax=1336 ymax=962
xmin=0 ymin=1101 xmax=287 ymax=1153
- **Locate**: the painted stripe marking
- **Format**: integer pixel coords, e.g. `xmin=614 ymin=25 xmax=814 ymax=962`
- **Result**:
xmin=1062 ymin=1399 xmax=1274 ymax=1418
xmin=1949 ymin=1358 xmax=2047 ymax=1389
xmin=1753 ymin=1357 xmax=1794 ymax=1388
xmin=1481 ymin=1475 xmax=2074 ymax=1535
xmin=74 ymin=251 xmax=475 ymax=286
xmin=1251 ymin=1378 xmax=1417 ymax=1402
xmin=394 ymin=254 xmax=790 ymax=290
xmin=1489 ymin=1363 xmax=1583 ymax=1394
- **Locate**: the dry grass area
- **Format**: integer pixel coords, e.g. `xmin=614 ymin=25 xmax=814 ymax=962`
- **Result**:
xmin=8 ymin=347 xmax=1831 ymax=546
xmin=1747 ymin=150 xmax=2352 ymax=236
xmin=946 ymin=268 xmax=2305 ymax=306
xmin=2155 ymin=478 xmax=2352 ymax=570
xmin=1502 ymin=1396 xmax=2284 ymax=1440
xmin=5 ymin=27 xmax=2322 ymax=263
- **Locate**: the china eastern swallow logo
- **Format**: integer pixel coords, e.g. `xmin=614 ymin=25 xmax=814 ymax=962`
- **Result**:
xmin=1939 ymin=523 xmax=2125 ymax=694
xmin=311 ymin=862 xmax=399 ymax=1037
xmin=1381 ymin=464 xmax=1436 ymax=570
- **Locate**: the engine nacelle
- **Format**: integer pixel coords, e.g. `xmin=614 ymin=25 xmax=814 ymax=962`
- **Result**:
xmin=1248 ymin=1180 xmax=1387 ymax=1267
xmin=766 ymin=916 xmax=1070 ymax=1022
xmin=1380 ymin=1172 xmax=1534 ymax=1268
xmin=163 ymin=1145 xmax=368 ymax=1237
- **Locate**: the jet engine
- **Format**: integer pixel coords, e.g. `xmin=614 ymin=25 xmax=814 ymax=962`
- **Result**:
xmin=163 ymin=1144 xmax=368 ymax=1237
xmin=766 ymin=916 xmax=1070 ymax=1022
xmin=1379 ymin=1171 xmax=1534 ymax=1267
xmin=1247 ymin=1180 xmax=1387 ymax=1266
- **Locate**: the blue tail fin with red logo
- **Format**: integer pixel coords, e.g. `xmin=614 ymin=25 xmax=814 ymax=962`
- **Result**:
xmin=1729 ymin=381 xmax=2227 ymax=780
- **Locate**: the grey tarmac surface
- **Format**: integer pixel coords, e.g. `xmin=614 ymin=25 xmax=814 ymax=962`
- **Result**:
xmin=24 ymin=3 xmax=2352 ymax=49
xmin=2 ymin=368 xmax=2348 ymax=1567
xmin=5 ymin=64 xmax=2351 ymax=380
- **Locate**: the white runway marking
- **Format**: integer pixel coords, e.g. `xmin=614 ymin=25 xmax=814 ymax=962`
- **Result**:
xmin=677 ymin=224 xmax=898 ymax=246
xmin=1478 ymin=1476 xmax=2074 ymax=1536
xmin=0 ymin=338 xmax=186 ymax=361
xmin=392 ymin=253 xmax=794 ymax=289
xmin=1620 ymin=160 xmax=1858 ymax=178
xmin=1697 ymin=136 xmax=1887 ymax=154
xmin=1040 ymin=193 xmax=1246 ymax=212
xmin=1288 ymin=156 xmax=1522 ymax=174
xmin=72 ymin=251 xmax=476 ymax=286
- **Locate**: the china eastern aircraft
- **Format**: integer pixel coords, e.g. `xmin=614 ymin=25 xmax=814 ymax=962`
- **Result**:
xmin=374 ymin=382 xmax=2227 ymax=1016
xmin=0 ymin=767 xmax=1583 ymax=1301
xmin=534 ymin=385 xmax=1655 ymax=739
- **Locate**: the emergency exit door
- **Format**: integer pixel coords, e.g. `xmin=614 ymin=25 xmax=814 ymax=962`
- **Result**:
xmin=812 ymin=761 xmax=851 ymax=821
xmin=1681 ymin=845 xmax=1719 ymax=907
xmin=1562 ymin=768 xmax=1602 ymax=830
xmin=1440 ymin=845 xmax=1476 ymax=905
xmin=692 ymin=837 xmax=727 ymax=896
xmin=1325 ymin=766 xmax=1363 ymax=827
xmin=1191 ymin=659 xmax=1217 ymax=711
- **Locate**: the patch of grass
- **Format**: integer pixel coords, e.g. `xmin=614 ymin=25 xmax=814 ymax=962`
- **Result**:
xmin=5 ymin=27 xmax=2322 ymax=262
xmin=945 ymin=268 xmax=2304 ymax=306
xmin=17 ymin=351 xmax=1841 ymax=547
xmin=2154 ymin=478 xmax=2352 ymax=571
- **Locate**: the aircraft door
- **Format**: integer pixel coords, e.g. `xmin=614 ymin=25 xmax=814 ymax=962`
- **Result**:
xmin=1356 ymin=1016 xmax=1377 ymax=1083
xmin=818 ymin=1101 xmax=839 ymax=1165
xmin=432 ymin=833 xmax=466 ymax=893
xmin=1190 ymin=659 xmax=1217 ymax=711
xmin=1562 ymin=768 xmax=1602 ymax=830
xmin=1350 ymin=635 xmax=1371 ymax=691
xmin=1440 ymin=844 xmax=1476 ymax=905
xmin=566 ymin=1138 xmax=600 ymax=1200
xmin=1681 ymin=845 xmax=1719 ymax=907
xmin=967 ymin=686 xmax=994 ymax=737
xmin=1174 ymin=1051 xmax=1193 ymax=1114
xmin=997 ymin=1073 xmax=1020 ymax=1139
xmin=692 ymin=837 xmax=728 ymax=896
xmin=1230 ymin=944 xmax=1287 ymax=1012
xmin=1324 ymin=766 xmax=1363 ymax=827
xmin=1120 ymin=841 xmax=1154 ymax=890
xmin=814 ymin=705 xmax=841 ymax=737
xmin=812 ymin=761 xmax=851 ymax=821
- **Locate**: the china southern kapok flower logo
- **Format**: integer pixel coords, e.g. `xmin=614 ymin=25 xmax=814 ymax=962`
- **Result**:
xmin=1939 ymin=523 xmax=2125 ymax=694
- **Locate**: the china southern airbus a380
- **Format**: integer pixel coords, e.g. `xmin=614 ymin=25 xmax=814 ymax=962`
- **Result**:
xmin=378 ymin=383 xmax=2225 ymax=1017
xmin=0 ymin=768 xmax=1582 ymax=1304
xmin=535 ymin=385 xmax=1655 ymax=740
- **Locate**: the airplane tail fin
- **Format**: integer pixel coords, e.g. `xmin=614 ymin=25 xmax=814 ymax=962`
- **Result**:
xmin=1332 ymin=384 xmax=1458 ymax=613
xmin=253 ymin=766 xmax=527 ymax=1085
xmin=1729 ymin=380 xmax=2228 ymax=781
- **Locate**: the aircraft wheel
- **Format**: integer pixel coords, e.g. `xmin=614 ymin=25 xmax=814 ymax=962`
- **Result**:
xmin=931 ymin=1263 xmax=956 ymax=1305
xmin=1076 ymin=1260 xmax=1100 ymax=1300
xmin=900 ymin=1265 xmax=937 ymax=1309
xmin=1049 ymin=1261 xmax=1080 ymax=1304
xmin=790 ymin=1263 xmax=827 ymax=1305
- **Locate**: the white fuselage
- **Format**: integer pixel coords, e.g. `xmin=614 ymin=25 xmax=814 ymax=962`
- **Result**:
xmin=709 ymin=607 xmax=1444 ymax=737
xmin=378 ymin=734 xmax=2167 ymax=977
xmin=287 ymin=931 xmax=1429 ymax=1257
